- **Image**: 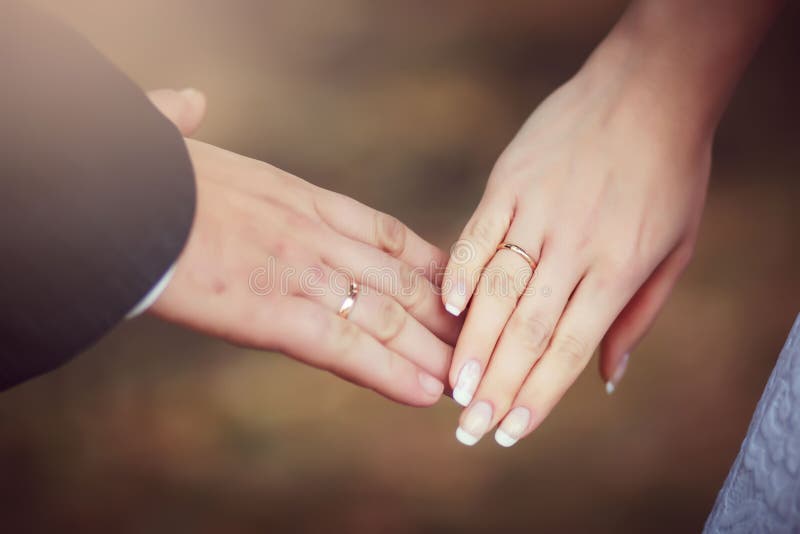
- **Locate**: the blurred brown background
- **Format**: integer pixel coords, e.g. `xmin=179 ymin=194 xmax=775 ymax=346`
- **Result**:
xmin=2 ymin=1 xmax=799 ymax=532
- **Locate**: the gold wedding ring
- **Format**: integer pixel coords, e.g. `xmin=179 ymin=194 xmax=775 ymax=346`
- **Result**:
xmin=338 ymin=281 xmax=359 ymax=319
xmin=496 ymin=243 xmax=538 ymax=270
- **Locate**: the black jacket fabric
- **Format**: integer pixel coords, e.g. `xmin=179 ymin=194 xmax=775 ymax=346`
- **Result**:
xmin=0 ymin=2 xmax=196 ymax=390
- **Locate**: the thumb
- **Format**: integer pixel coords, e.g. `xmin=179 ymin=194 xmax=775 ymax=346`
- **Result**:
xmin=146 ymin=88 xmax=207 ymax=137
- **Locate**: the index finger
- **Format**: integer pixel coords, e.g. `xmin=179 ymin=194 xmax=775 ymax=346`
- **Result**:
xmin=312 ymin=188 xmax=448 ymax=283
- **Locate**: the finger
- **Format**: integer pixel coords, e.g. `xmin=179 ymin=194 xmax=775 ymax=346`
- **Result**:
xmin=454 ymin=245 xmax=584 ymax=446
xmin=312 ymin=189 xmax=448 ymax=283
xmin=441 ymin=192 xmax=515 ymax=317
xmin=301 ymin=266 xmax=453 ymax=381
xmin=600 ymin=242 xmax=694 ymax=392
xmin=147 ymin=88 xmax=207 ymax=136
xmin=492 ymin=270 xmax=636 ymax=447
xmin=265 ymin=296 xmax=446 ymax=407
xmin=448 ymin=240 xmax=540 ymax=406
xmin=319 ymin=235 xmax=462 ymax=346
xmin=157 ymin=268 xmax=444 ymax=406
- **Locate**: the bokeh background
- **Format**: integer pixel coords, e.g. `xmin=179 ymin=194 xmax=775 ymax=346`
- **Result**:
xmin=2 ymin=1 xmax=800 ymax=532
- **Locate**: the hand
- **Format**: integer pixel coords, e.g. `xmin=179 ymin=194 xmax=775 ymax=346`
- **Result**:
xmin=146 ymin=89 xmax=461 ymax=406
xmin=441 ymin=56 xmax=710 ymax=445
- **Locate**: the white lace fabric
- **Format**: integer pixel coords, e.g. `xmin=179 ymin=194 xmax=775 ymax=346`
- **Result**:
xmin=705 ymin=314 xmax=800 ymax=533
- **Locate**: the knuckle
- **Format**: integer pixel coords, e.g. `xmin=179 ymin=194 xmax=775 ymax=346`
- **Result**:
xmin=397 ymin=260 xmax=419 ymax=288
xmin=464 ymin=215 xmax=503 ymax=255
xmin=507 ymin=311 xmax=554 ymax=355
xmin=404 ymin=283 xmax=428 ymax=316
xmin=398 ymin=275 xmax=430 ymax=316
xmin=375 ymin=299 xmax=407 ymax=344
xmin=375 ymin=212 xmax=408 ymax=258
xmin=552 ymin=333 xmax=590 ymax=367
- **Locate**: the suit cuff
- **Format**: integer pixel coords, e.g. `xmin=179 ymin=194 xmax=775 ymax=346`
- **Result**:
xmin=126 ymin=263 xmax=177 ymax=319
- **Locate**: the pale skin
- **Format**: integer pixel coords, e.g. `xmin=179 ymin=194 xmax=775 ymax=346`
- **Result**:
xmin=442 ymin=0 xmax=785 ymax=447
xmin=144 ymin=88 xmax=462 ymax=407
xmin=142 ymin=0 xmax=781 ymax=442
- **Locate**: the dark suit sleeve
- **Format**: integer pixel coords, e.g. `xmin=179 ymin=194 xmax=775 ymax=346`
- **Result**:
xmin=0 ymin=2 xmax=197 ymax=390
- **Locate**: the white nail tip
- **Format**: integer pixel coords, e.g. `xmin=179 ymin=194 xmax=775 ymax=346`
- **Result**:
xmin=456 ymin=427 xmax=480 ymax=446
xmin=445 ymin=303 xmax=462 ymax=317
xmin=452 ymin=388 xmax=473 ymax=407
xmin=605 ymin=381 xmax=615 ymax=395
xmin=494 ymin=429 xmax=518 ymax=448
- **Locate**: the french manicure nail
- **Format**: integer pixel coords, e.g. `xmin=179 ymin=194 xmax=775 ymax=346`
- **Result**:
xmin=418 ymin=371 xmax=444 ymax=397
xmin=495 ymin=407 xmax=531 ymax=447
xmin=455 ymin=427 xmax=479 ymax=446
xmin=445 ymin=303 xmax=463 ymax=317
xmin=444 ymin=281 xmax=467 ymax=316
xmin=452 ymin=359 xmax=482 ymax=407
xmin=605 ymin=352 xmax=630 ymax=395
xmin=456 ymin=400 xmax=493 ymax=446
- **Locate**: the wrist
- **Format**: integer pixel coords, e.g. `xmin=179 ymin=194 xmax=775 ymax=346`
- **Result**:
xmin=578 ymin=23 xmax=717 ymax=149
xmin=567 ymin=41 xmax=714 ymax=163
xmin=577 ymin=0 xmax=781 ymax=148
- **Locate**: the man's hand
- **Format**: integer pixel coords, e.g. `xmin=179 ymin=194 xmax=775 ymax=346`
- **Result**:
xmin=146 ymin=89 xmax=461 ymax=406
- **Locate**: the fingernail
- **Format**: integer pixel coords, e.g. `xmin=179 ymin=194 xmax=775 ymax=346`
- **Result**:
xmin=495 ymin=407 xmax=531 ymax=447
xmin=444 ymin=281 xmax=467 ymax=317
xmin=452 ymin=359 xmax=481 ymax=407
xmin=418 ymin=371 xmax=444 ymax=397
xmin=180 ymin=87 xmax=204 ymax=108
xmin=445 ymin=303 xmax=462 ymax=317
xmin=456 ymin=400 xmax=493 ymax=446
xmin=605 ymin=352 xmax=630 ymax=395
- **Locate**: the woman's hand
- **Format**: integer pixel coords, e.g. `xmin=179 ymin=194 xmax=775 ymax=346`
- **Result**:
xmin=441 ymin=48 xmax=713 ymax=445
xmin=146 ymin=89 xmax=461 ymax=407
xmin=442 ymin=0 xmax=783 ymax=447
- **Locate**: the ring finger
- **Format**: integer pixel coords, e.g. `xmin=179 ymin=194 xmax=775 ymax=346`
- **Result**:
xmin=448 ymin=238 xmax=541 ymax=407
xmin=302 ymin=265 xmax=453 ymax=381
xmin=455 ymin=239 xmax=585 ymax=445
xmin=320 ymin=235 xmax=462 ymax=345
